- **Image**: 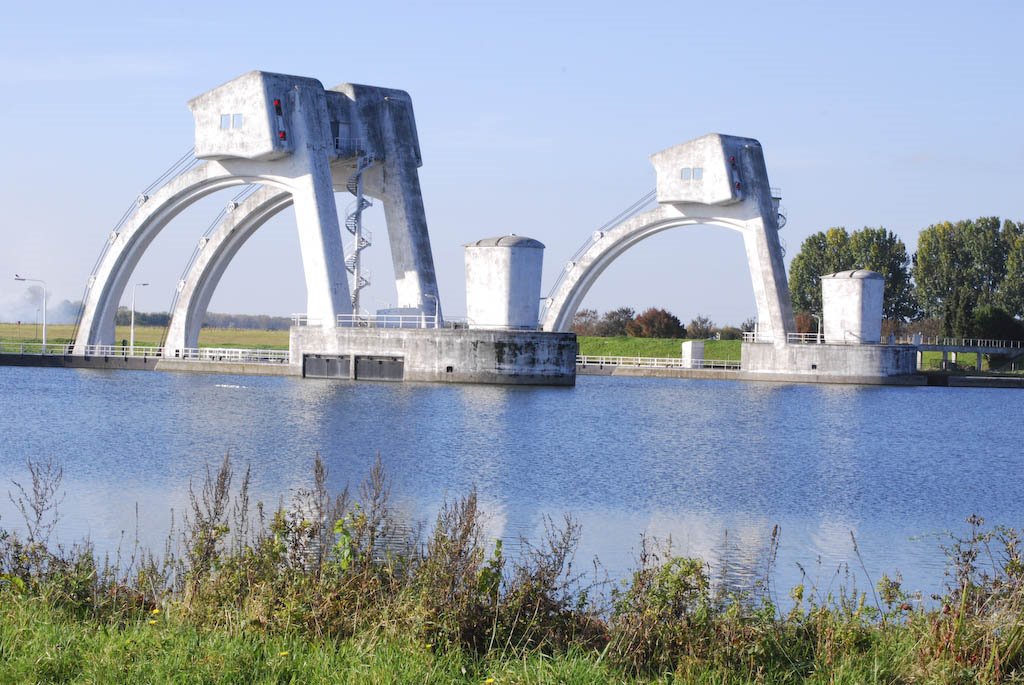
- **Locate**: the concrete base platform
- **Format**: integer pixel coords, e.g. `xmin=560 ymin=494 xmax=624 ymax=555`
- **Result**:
xmin=742 ymin=342 xmax=918 ymax=379
xmin=0 ymin=353 xmax=161 ymax=371
xmin=291 ymin=327 xmax=577 ymax=385
xmin=154 ymin=359 xmax=299 ymax=376
xmin=577 ymin=364 xmax=740 ymax=381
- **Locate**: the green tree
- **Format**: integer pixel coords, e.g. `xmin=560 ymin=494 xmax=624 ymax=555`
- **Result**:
xmin=571 ymin=308 xmax=599 ymax=336
xmin=789 ymin=227 xmax=916 ymax=320
xmin=788 ymin=227 xmax=851 ymax=315
xmin=848 ymin=227 xmax=918 ymax=319
xmin=914 ymin=217 xmax=1017 ymax=329
xmin=687 ymin=314 xmax=715 ymax=339
xmin=625 ymin=308 xmax=685 ymax=338
xmin=595 ymin=307 xmax=635 ymax=336
xmin=971 ymin=305 xmax=1024 ymax=340
xmin=999 ymin=224 xmax=1024 ymax=317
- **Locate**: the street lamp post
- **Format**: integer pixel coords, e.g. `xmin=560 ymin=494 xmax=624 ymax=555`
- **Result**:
xmin=14 ymin=274 xmax=46 ymax=352
xmin=130 ymin=282 xmax=149 ymax=354
xmin=423 ymin=293 xmax=440 ymax=329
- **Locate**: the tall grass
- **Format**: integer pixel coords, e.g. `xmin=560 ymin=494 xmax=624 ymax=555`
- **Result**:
xmin=4 ymin=456 xmax=1024 ymax=682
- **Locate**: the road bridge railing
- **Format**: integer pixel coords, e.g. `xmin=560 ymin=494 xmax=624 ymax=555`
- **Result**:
xmin=577 ymin=354 xmax=740 ymax=370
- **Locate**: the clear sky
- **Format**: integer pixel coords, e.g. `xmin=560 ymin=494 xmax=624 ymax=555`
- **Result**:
xmin=1 ymin=0 xmax=1021 ymax=327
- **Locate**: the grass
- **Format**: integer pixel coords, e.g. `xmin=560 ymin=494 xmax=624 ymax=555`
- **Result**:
xmin=578 ymin=336 xmax=742 ymax=361
xmin=0 ymin=598 xmax=626 ymax=684
xmin=0 ymin=323 xmax=290 ymax=350
xmin=6 ymin=456 xmax=1024 ymax=683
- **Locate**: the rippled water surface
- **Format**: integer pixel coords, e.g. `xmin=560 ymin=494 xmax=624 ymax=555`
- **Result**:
xmin=1 ymin=366 xmax=1022 ymax=597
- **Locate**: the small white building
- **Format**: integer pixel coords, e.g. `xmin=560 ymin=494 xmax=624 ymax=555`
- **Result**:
xmin=821 ymin=270 xmax=885 ymax=344
xmin=465 ymin=235 xmax=545 ymax=330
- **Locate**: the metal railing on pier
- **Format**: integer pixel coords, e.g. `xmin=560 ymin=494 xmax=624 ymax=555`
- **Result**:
xmin=0 ymin=341 xmax=289 ymax=365
xmin=741 ymin=330 xmax=1024 ymax=350
xmin=291 ymin=313 xmax=440 ymax=329
xmin=576 ymin=355 xmax=740 ymax=370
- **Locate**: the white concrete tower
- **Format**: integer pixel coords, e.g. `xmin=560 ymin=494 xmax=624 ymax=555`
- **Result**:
xmin=465 ymin=235 xmax=545 ymax=330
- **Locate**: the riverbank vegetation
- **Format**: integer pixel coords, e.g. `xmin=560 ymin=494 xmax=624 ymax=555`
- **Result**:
xmin=4 ymin=457 xmax=1024 ymax=683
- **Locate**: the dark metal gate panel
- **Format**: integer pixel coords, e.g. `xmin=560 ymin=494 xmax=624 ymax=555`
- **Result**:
xmin=355 ymin=356 xmax=404 ymax=381
xmin=303 ymin=355 xmax=351 ymax=379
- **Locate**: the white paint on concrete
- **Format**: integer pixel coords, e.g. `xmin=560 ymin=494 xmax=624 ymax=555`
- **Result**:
xmin=680 ymin=340 xmax=705 ymax=369
xmin=821 ymin=270 xmax=884 ymax=344
xmin=78 ymin=71 xmax=444 ymax=354
xmin=542 ymin=133 xmax=794 ymax=346
xmin=465 ymin=235 xmax=544 ymax=330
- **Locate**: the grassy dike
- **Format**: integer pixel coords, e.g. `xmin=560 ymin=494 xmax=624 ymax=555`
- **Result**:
xmin=4 ymin=458 xmax=1024 ymax=683
xmin=0 ymin=323 xmax=290 ymax=350
xmin=577 ymin=336 xmax=741 ymax=361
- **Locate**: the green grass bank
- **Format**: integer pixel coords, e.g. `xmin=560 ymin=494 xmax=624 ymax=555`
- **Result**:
xmin=4 ymin=456 xmax=1024 ymax=683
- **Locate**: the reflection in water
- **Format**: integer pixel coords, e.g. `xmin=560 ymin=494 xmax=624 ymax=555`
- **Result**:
xmin=1 ymin=367 xmax=1022 ymax=600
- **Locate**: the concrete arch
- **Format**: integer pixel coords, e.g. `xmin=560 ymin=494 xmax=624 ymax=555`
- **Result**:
xmin=542 ymin=199 xmax=794 ymax=341
xmin=73 ymin=161 xmax=292 ymax=353
xmin=542 ymin=135 xmax=795 ymax=342
xmin=164 ymin=186 xmax=293 ymax=352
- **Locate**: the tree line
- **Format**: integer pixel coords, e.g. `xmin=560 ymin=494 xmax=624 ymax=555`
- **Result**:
xmin=572 ymin=307 xmax=754 ymax=340
xmin=788 ymin=217 xmax=1024 ymax=339
xmin=112 ymin=308 xmax=293 ymax=330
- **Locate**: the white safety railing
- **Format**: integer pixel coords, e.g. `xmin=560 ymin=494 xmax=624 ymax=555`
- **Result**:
xmin=0 ymin=341 xmax=289 ymax=364
xmin=742 ymin=331 xmax=774 ymax=343
xmin=0 ymin=341 xmax=72 ymax=355
xmin=162 ymin=347 xmax=290 ymax=364
xmin=290 ymin=313 xmax=440 ymax=329
xmin=576 ymin=355 xmax=740 ymax=370
xmin=889 ymin=335 xmax=1024 ymax=349
xmin=742 ymin=330 xmax=1024 ymax=350
xmin=787 ymin=332 xmax=825 ymax=344
xmin=339 ymin=313 xmax=439 ymax=329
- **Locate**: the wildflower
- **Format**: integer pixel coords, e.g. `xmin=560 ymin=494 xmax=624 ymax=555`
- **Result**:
xmin=484 ymin=679 xmax=495 ymax=684
xmin=278 ymin=651 xmax=289 ymax=657
xmin=148 ymin=620 xmax=157 ymax=625
xmin=151 ymin=608 xmax=160 ymax=615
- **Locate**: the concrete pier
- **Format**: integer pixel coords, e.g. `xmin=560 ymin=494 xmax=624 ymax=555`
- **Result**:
xmin=291 ymin=327 xmax=576 ymax=385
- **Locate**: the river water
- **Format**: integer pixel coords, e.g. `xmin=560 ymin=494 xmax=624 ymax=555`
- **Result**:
xmin=1 ymin=365 xmax=1021 ymax=600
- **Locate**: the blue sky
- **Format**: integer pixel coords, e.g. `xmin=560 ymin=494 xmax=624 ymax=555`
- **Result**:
xmin=1 ymin=0 xmax=1021 ymax=326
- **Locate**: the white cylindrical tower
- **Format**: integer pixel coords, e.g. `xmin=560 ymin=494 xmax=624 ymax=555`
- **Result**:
xmin=464 ymin=235 xmax=545 ymax=330
xmin=821 ymin=270 xmax=884 ymax=344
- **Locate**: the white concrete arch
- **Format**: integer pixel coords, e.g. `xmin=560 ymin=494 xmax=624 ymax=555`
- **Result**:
xmin=163 ymin=186 xmax=293 ymax=353
xmin=541 ymin=202 xmax=794 ymax=341
xmin=542 ymin=134 xmax=795 ymax=343
xmin=74 ymin=162 xmax=274 ymax=353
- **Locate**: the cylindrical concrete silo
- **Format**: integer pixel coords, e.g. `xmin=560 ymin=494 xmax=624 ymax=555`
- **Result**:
xmin=821 ymin=269 xmax=884 ymax=344
xmin=464 ymin=235 xmax=545 ymax=330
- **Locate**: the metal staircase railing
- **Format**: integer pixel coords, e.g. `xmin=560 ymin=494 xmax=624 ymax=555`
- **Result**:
xmin=344 ymin=155 xmax=375 ymax=309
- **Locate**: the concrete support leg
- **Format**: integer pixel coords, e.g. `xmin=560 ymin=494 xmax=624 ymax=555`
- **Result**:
xmin=291 ymin=167 xmax=353 ymax=326
xmin=916 ymin=350 xmax=923 ymax=370
xmin=380 ymin=158 xmax=442 ymax=318
xmin=977 ymin=352 xmax=983 ymax=371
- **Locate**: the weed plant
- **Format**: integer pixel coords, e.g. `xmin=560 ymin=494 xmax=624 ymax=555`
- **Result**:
xmin=4 ymin=456 xmax=1024 ymax=682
